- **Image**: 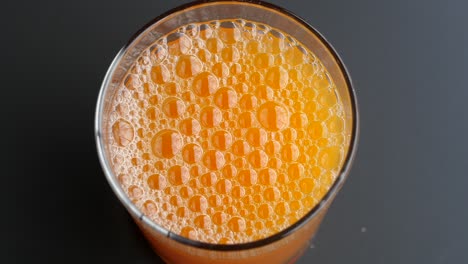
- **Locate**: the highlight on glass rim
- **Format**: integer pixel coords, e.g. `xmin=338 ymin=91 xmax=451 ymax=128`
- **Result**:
xmin=95 ymin=1 xmax=358 ymax=263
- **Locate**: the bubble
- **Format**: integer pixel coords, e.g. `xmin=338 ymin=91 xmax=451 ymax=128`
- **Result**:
xmin=124 ymin=74 xmax=141 ymax=90
xmin=215 ymin=179 xmax=232 ymax=194
xmin=147 ymin=174 xmax=166 ymax=190
xmin=188 ymin=195 xmax=208 ymax=212
xmin=264 ymin=187 xmax=280 ymax=201
xmin=313 ymin=75 xmax=330 ymax=90
xmin=308 ymin=122 xmax=323 ymax=140
xmin=232 ymin=186 xmax=246 ymax=198
xmin=285 ymin=46 xmax=305 ymax=66
xmin=150 ymin=65 xmax=170 ymax=84
xmin=246 ymin=41 xmax=260 ymax=54
xmin=300 ymin=178 xmax=315 ymax=194
xmin=200 ymin=172 xmax=217 ymax=187
xmin=232 ymin=140 xmax=251 ymax=156
xmin=199 ymin=24 xmax=213 ymax=39
xmin=257 ymin=102 xmax=288 ymax=131
xmin=179 ymin=186 xmax=193 ymax=198
xmin=327 ymin=115 xmax=344 ymax=133
xmin=221 ymin=165 xmax=237 ymax=179
xmin=212 ymin=62 xmax=230 ymax=78
xmin=167 ymin=165 xmax=189 ymax=186
xmin=211 ymin=130 xmax=233 ymax=150
xmin=209 ymin=196 xmax=223 ymax=209
xmin=206 ymin=38 xmax=224 ymax=53
xmin=167 ymin=33 xmax=192 ymax=55
xmin=221 ymin=46 xmax=240 ymax=62
xmin=151 ymin=130 xmax=182 ymax=159
xmin=179 ymin=118 xmax=201 ymax=136
xmin=290 ymin=112 xmax=308 ymax=128
xmin=143 ymin=200 xmax=158 ymax=216
xmin=288 ymin=163 xmax=305 ymax=181
xmin=265 ymin=66 xmax=289 ymax=89
xmin=212 ymin=211 xmax=227 ymax=225
xmin=127 ymin=185 xmax=143 ymax=200
xmin=197 ymin=49 xmax=211 ymax=62
xmin=281 ymin=144 xmax=300 ymax=162
xmin=275 ymin=202 xmax=290 ymax=216
xmin=214 ymin=87 xmax=238 ymax=109
xmin=254 ymin=53 xmax=272 ymax=69
xmin=228 ymin=217 xmax=246 ymax=232
xmin=259 ymin=168 xmax=277 ymax=185
xmin=319 ymin=147 xmax=342 ymax=170
xmin=318 ymin=89 xmax=338 ymax=107
xmin=112 ymin=119 xmax=134 ymax=147
xmin=194 ymin=215 xmax=211 ymax=229
xmin=149 ymin=44 xmax=167 ymax=63
xmin=238 ymin=169 xmax=258 ymax=186
xmin=245 ymin=128 xmax=267 ymax=147
xmin=182 ymin=144 xmax=203 ymax=164
xmin=255 ymin=85 xmax=274 ymax=100
xmin=176 ymin=55 xmax=202 ymax=78
xmin=200 ymin=106 xmax=222 ymax=128
xmin=193 ymin=72 xmax=219 ymax=97
xmin=164 ymin=83 xmax=179 ymax=95
xmin=162 ymin=97 xmax=185 ymax=118
xmin=180 ymin=226 xmax=197 ymax=239
xmin=239 ymin=94 xmax=257 ymax=110
xmin=219 ymin=22 xmax=241 ymax=44
xmin=258 ymin=204 xmax=272 ymax=219
xmin=248 ymin=150 xmax=269 ymax=168
xmin=238 ymin=112 xmax=255 ymax=128
xmin=203 ymin=150 xmax=225 ymax=170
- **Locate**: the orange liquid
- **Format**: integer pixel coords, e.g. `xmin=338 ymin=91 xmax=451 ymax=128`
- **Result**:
xmin=107 ymin=19 xmax=349 ymax=244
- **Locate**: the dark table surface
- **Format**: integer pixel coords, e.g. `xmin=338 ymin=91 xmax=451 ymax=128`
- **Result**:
xmin=2 ymin=0 xmax=467 ymax=263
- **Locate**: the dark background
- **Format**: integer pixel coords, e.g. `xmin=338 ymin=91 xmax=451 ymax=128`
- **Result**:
xmin=2 ymin=0 xmax=467 ymax=263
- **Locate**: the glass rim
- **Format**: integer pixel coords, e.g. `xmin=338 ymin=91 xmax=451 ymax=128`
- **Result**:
xmin=95 ymin=0 xmax=359 ymax=251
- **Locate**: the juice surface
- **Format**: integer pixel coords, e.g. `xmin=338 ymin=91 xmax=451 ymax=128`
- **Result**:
xmin=106 ymin=19 xmax=349 ymax=244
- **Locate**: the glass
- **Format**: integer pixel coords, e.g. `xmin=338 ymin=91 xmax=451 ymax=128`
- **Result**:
xmin=95 ymin=1 xmax=358 ymax=263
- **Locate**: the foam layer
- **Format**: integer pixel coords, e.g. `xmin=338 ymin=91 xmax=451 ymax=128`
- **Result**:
xmin=106 ymin=19 xmax=349 ymax=244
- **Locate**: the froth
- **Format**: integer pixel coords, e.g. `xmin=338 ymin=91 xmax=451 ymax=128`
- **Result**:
xmin=106 ymin=19 xmax=349 ymax=244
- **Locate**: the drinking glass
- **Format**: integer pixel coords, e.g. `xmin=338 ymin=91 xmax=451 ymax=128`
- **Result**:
xmin=95 ymin=1 xmax=359 ymax=263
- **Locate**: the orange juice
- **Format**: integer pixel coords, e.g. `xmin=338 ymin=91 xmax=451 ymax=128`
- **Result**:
xmin=106 ymin=18 xmax=349 ymax=244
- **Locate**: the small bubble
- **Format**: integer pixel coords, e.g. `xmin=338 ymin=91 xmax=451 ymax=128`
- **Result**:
xmin=167 ymin=165 xmax=189 ymax=186
xmin=203 ymin=150 xmax=225 ymax=170
xmin=215 ymin=179 xmax=232 ymax=194
xmin=182 ymin=144 xmax=203 ymax=164
xmin=228 ymin=217 xmax=246 ymax=232
xmin=147 ymin=174 xmax=166 ymax=190
xmin=188 ymin=195 xmax=208 ymax=212
xmin=167 ymin=32 xmax=192 ymax=55
xmin=193 ymin=72 xmax=219 ymax=97
xmin=150 ymin=65 xmax=171 ymax=84
xmin=206 ymin=38 xmax=224 ymax=53
xmin=162 ymin=97 xmax=185 ymax=118
xmin=214 ymin=87 xmax=238 ymax=109
xmin=176 ymin=55 xmax=202 ymax=78
xmin=151 ymin=130 xmax=182 ymax=159
xmin=257 ymin=102 xmax=289 ymax=131
xmin=238 ymin=112 xmax=255 ymax=128
xmin=212 ymin=62 xmax=230 ymax=78
xmin=179 ymin=118 xmax=201 ymax=136
xmin=219 ymin=22 xmax=241 ymax=44
xmin=259 ymin=168 xmax=277 ymax=185
xmin=238 ymin=169 xmax=258 ymax=186
xmin=221 ymin=165 xmax=237 ymax=179
xmin=248 ymin=150 xmax=269 ymax=168
xmin=212 ymin=211 xmax=227 ymax=225
xmin=221 ymin=46 xmax=240 ymax=62
xmin=112 ymin=119 xmax=134 ymax=147
xmin=211 ymin=130 xmax=233 ymax=150
xmin=200 ymin=106 xmax=222 ymax=128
